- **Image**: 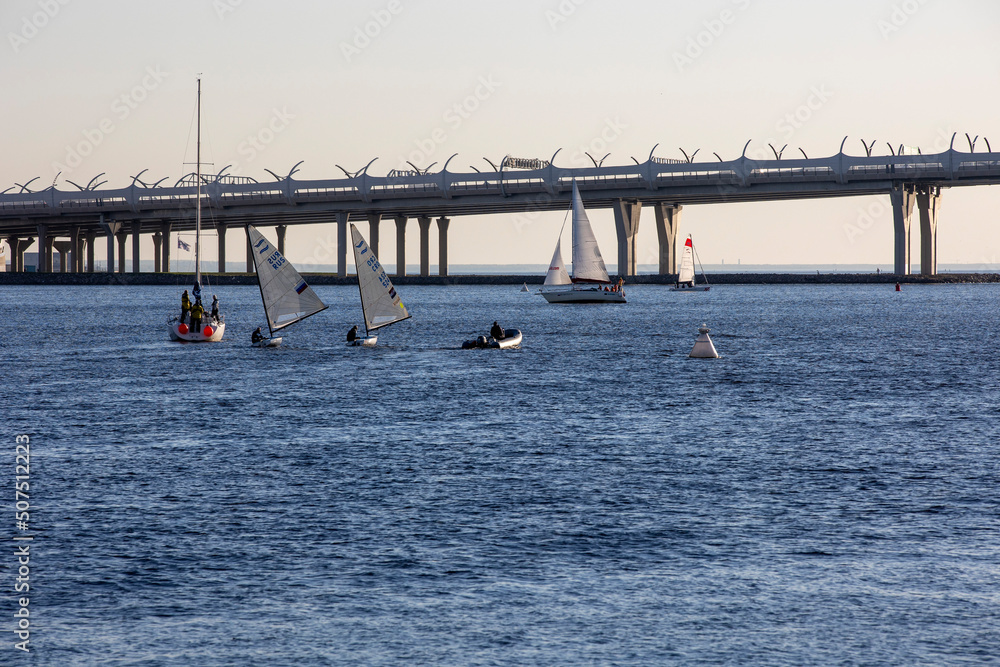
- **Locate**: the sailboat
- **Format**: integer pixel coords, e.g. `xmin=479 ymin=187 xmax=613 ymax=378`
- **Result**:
xmin=539 ymin=180 xmax=625 ymax=303
xmin=348 ymin=224 xmax=411 ymax=346
xmin=671 ymin=235 xmax=711 ymax=292
xmin=168 ymin=77 xmax=226 ymax=342
xmin=247 ymin=225 xmax=328 ymax=347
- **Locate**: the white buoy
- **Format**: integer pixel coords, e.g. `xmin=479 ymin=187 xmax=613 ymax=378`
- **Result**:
xmin=689 ymin=323 xmax=719 ymax=358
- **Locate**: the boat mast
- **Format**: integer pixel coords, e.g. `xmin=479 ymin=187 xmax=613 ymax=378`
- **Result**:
xmin=195 ymin=77 xmax=202 ymax=287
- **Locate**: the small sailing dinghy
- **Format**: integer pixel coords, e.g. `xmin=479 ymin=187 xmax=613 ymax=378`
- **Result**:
xmin=462 ymin=329 xmax=523 ymax=349
xmin=248 ymin=225 xmax=328 ymax=347
xmin=348 ymin=224 xmax=411 ymax=346
xmin=168 ymin=77 xmax=226 ymax=343
xmin=672 ymin=235 xmax=710 ymax=292
xmin=539 ymin=180 xmax=625 ymax=304
xmin=521 ymin=283 xmax=530 ymax=292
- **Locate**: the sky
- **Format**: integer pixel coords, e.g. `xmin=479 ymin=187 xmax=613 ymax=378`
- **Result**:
xmin=3 ymin=0 xmax=1000 ymax=271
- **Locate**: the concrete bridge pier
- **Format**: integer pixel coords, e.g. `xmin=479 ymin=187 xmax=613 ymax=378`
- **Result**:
xmin=613 ymin=199 xmax=642 ymax=277
xmin=437 ymin=217 xmax=450 ymax=276
xmin=85 ymin=231 xmax=95 ymax=272
xmin=69 ymin=226 xmax=81 ymax=272
xmin=35 ymin=223 xmax=49 ymax=273
xmin=890 ymin=184 xmax=916 ymax=275
xmin=152 ymin=232 xmax=162 ymax=273
xmin=394 ymin=214 xmax=407 ymax=277
xmin=131 ymin=221 xmax=141 ymax=273
xmin=367 ymin=213 xmax=381 ymax=256
xmin=7 ymin=237 xmax=29 ymax=272
xmin=653 ymin=203 xmax=682 ymax=275
xmin=917 ymin=186 xmax=941 ymax=276
xmin=418 ymin=216 xmax=432 ymax=277
xmin=216 ymin=224 xmax=226 ymax=273
xmin=116 ymin=228 xmax=128 ymax=274
xmin=159 ymin=221 xmax=172 ymax=273
xmin=276 ymin=224 xmax=286 ymax=257
xmin=336 ymin=213 xmax=348 ymax=277
xmin=53 ymin=240 xmax=72 ymax=272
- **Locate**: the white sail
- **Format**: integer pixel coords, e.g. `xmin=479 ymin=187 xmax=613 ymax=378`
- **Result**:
xmin=570 ymin=180 xmax=610 ymax=283
xmin=677 ymin=236 xmax=696 ymax=284
xmin=351 ymin=224 xmax=410 ymax=333
xmin=544 ymin=222 xmax=571 ymax=286
xmin=248 ymin=225 xmax=328 ymax=333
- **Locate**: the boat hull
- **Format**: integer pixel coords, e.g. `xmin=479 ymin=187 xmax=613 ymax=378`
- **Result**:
xmin=462 ymin=329 xmax=522 ymax=349
xmin=252 ymin=337 xmax=282 ymax=348
xmin=168 ymin=320 xmax=226 ymax=342
xmin=670 ymin=285 xmax=711 ymax=292
xmin=348 ymin=336 xmax=378 ymax=347
xmin=540 ymin=287 xmax=626 ymax=304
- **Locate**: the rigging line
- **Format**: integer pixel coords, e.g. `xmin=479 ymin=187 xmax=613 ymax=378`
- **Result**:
xmin=693 ymin=241 xmax=710 ymax=286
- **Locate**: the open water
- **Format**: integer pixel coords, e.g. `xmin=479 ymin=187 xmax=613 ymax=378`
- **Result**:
xmin=4 ymin=283 xmax=1000 ymax=666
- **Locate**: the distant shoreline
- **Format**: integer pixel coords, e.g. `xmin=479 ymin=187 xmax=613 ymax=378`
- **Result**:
xmin=2 ymin=273 xmax=998 ymax=286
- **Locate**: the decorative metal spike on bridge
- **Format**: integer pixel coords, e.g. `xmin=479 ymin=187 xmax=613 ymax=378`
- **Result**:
xmin=0 ymin=135 xmax=995 ymax=276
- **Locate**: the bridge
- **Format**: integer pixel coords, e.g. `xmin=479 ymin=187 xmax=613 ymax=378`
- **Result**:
xmin=1 ymin=134 xmax=998 ymax=277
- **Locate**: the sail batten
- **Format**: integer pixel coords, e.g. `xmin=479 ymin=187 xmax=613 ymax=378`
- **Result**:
xmin=248 ymin=226 xmax=328 ymax=335
xmin=570 ymin=181 xmax=610 ymax=283
xmin=351 ymin=224 xmax=410 ymax=334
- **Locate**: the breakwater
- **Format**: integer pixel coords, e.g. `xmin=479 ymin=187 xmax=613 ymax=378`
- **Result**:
xmin=1 ymin=272 xmax=998 ymax=286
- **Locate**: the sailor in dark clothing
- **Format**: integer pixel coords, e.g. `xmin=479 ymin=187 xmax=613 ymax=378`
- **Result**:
xmin=490 ymin=321 xmax=504 ymax=340
xmin=210 ymin=294 xmax=220 ymax=321
xmin=180 ymin=290 xmax=190 ymax=324
xmin=252 ymin=327 xmax=264 ymax=344
xmin=347 ymin=325 xmax=359 ymax=342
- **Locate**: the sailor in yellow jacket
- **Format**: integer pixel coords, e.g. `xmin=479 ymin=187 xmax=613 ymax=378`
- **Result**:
xmin=180 ymin=290 xmax=191 ymax=324
xmin=190 ymin=299 xmax=205 ymax=335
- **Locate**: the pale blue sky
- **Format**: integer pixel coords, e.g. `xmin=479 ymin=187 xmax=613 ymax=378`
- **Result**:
xmin=3 ymin=0 xmax=999 ymax=269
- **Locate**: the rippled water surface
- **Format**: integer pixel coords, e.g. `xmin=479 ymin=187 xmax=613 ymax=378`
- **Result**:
xmin=4 ymin=283 xmax=1000 ymax=665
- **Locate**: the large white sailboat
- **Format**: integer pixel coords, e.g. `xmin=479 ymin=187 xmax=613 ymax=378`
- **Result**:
xmin=671 ymin=235 xmax=711 ymax=292
xmin=348 ymin=224 xmax=411 ymax=346
xmin=248 ymin=225 xmax=328 ymax=347
xmin=168 ymin=77 xmax=226 ymax=342
xmin=539 ymin=180 xmax=625 ymax=304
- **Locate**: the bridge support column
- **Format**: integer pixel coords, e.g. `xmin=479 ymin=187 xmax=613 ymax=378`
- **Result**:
xmin=917 ymin=186 xmax=941 ymax=276
xmin=613 ymin=199 xmax=642 ymax=277
xmin=653 ymin=203 xmax=682 ymax=275
xmin=367 ymin=213 xmax=381 ymax=257
xmin=437 ymin=217 xmax=450 ymax=276
xmin=216 ymin=224 xmax=226 ymax=273
xmin=275 ymin=224 xmax=286 ymax=257
xmin=418 ymin=216 xmax=431 ymax=277
xmin=336 ymin=213 xmax=348 ymax=277
xmin=53 ymin=241 xmax=72 ymax=272
xmin=131 ymin=221 xmax=141 ymax=273
xmin=17 ymin=238 xmax=34 ymax=273
xmin=3 ymin=237 xmax=15 ymax=272
xmin=159 ymin=221 xmax=171 ymax=273
xmin=35 ymin=223 xmax=48 ymax=273
xmin=245 ymin=226 xmax=254 ymax=273
xmin=890 ymin=184 xmax=915 ymax=275
xmin=152 ymin=232 xmax=162 ymax=273
xmin=85 ymin=232 xmax=95 ymax=273
xmin=116 ymin=229 xmax=128 ymax=274
xmin=394 ymin=215 xmax=407 ymax=277
xmin=68 ymin=226 xmax=80 ymax=272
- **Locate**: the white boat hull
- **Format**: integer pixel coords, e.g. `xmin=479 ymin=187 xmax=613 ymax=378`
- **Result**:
xmin=168 ymin=320 xmax=226 ymax=343
xmin=348 ymin=336 xmax=378 ymax=347
xmin=494 ymin=330 xmax=522 ymax=349
xmin=671 ymin=285 xmax=711 ymax=292
xmin=462 ymin=329 xmax=523 ymax=349
xmin=540 ymin=286 xmax=626 ymax=304
xmin=252 ymin=337 xmax=282 ymax=348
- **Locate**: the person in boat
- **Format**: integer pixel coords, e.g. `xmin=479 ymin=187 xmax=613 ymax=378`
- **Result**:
xmin=180 ymin=290 xmax=190 ymax=324
xmin=347 ymin=325 xmax=359 ymax=343
xmin=210 ymin=294 xmax=220 ymax=322
xmin=252 ymin=327 xmax=265 ymax=344
xmin=192 ymin=281 xmax=202 ymax=303
xmin=190 ymin=299 xmax=205 ymax=335
xmin=490 ymin=321 xmax=504 ymax=340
